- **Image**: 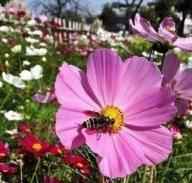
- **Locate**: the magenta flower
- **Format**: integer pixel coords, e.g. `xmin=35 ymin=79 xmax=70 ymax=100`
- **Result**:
xmin=55 ymin=49 xmax=176 ymax=178
xmin=0 ymin=163 xmax=17 ymax=174
xmin=129 ymin=14 xmax=192 ymax=51
xmin=162 ymin=54 xmax=192 ymax=115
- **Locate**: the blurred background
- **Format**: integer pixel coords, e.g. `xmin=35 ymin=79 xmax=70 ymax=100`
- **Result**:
xmin=1 ymin=0 xmax=192 ymax=35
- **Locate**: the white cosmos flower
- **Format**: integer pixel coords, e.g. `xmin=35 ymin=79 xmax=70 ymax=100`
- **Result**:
xmin=2 ymin=72 xmax=25 ymax=89
xmin=97 ymin=28 xmax=112 ymax=41
xmin=42 ymin=57 xmax=47 ymax=62
xmin=39 ymin=42 xmax=47 ymax=47
xmin=11 ymin=45 xmax=22 ymax=53
xmin=0 ymin=26 xmax=10 ymax=32
xmin=2 ymin=38 xmax=8 ymax=43
xmin=26 ymin=37 xmax=39 ymax=44
xmin=28 ymin=30 xmax=43 ymax=37
xmin=5 ymin=129 xmax=18 ymax=135
xmin=4 ymin=111 xmax=23 ymax=121
xmin=30 ymin=65 xmax=43 ymax=79
xmin=19 ymin=70 xmax=33 ymax=81
xmin=23 ymin=60 xmax=31 ymax=66
xmin=26 ymin=47 xmax=47 ymax=56
xmin=0 ymin=81 xmax=3 ymax=87
xmin=188 ymin=56 xmax=192 ymax=62
xmin=27 ymin=19 xmax=37 ymax=26
xmin=186 ymin=120 xmax=192 ymax=129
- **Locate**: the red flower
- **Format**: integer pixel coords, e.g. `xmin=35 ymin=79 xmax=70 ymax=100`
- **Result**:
xmin=44 ymin=176 xmax=64 ymax=183
xmin=0 ymin=163 xmax=17 ymax=174
xmin=19 ymin=123 xmax=31 ymax=134
xmin=48 ymin=21 xmax=60 ymax=29
xmin=48 ymin=144 xmax=71 ymax=156
xmin=16 ymin=11 xmax=26 ymax=19
xmin=63 ymin=155 xmax=91 ymax=175
xmin=48 ymin=144 xmax=63 ymax=156
xmin=8 ymin=39 xmax=17 ymax=46
xmin=19 ymin=135 xmax=49 ymax=157
xmin=0 ymin=141 xmax=9 ymax=158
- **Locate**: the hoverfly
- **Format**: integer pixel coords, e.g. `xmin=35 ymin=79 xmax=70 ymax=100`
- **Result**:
xmin=82 ymin=111 xmax=115 ymax=140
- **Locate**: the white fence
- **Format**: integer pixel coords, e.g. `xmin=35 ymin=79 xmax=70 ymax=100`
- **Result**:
xmin=0 ymin=15 xmax=91 ymax=43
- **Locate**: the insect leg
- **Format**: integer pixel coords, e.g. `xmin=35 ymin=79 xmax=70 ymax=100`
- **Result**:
xmin=96 ymin=129 xmax=102 ymax=140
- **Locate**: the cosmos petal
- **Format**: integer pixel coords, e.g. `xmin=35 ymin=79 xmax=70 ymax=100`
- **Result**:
xmin=158 ymin=17 xmax=177 ymax=43
xmin=173 ymin=37 xmax=192 ymax=51
xmin=56 ymin=107 xmax=88 ymax=149
xmin=175 ymin=98 xmax=189 ymax=115
xmin=124 ymin=87 xmax=176 ymax=127
xmin=55 ymin=63 xmax=100 ymax=111
xmin=129 ymin=13 xmax=162 ymax=42
xmin=127 ymin=126 xmax=173 ymax=165
xmin=162 ymin=54 xmax=180 ymax=84
xmin=86 ymin=48 xmax=123 ymax=107
xmin=174 ymin=69 xmax=192 ymax=100
xmin=97 ymin=129 xmax=144 ymax=178
xmin=115 ymin=56 xmax=162 ymax=110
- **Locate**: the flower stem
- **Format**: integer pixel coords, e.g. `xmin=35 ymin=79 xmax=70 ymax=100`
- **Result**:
xmin=30 ymin=158 xmax=40 ymax=183
xmin=160 ymin=52 xmax=166 ymax=71
xmin=160 ymin=153 xmax=173 ymax=183
xmin=0 ymin=90 xmax=12 ymax=110
xmin=20 ymin=160 xmax=23 ymax=183
xmin=149 ymin=166 xmax=154 ymax=183
xmin=123 ymin=176 xmax=130 ymax=183
xmin=148 ymin=46 xmax=154 ymax=61
xmin=142 ymin=166 xmax=148 ymax=183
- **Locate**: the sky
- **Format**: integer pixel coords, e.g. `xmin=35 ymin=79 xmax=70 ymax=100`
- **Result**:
xmin=23 ymin=0 xmax=152 ymax=14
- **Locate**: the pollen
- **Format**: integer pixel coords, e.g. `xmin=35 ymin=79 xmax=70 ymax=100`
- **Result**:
xmin=32 ymin=143 xmax=42 ymax=152
xmin=101 ymin=105 xmax=124 ymax=133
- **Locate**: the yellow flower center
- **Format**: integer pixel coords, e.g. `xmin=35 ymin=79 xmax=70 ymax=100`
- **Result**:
xmin=32 ymin=143 xmax=42 ymax=152
xmin=77 ymin=162 xmax=84 ymax=168
xmin=101 ymin=105 xmax=124 ymax=133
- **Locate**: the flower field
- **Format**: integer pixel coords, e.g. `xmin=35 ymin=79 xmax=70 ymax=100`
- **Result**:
xmin=0 ymin=7 xmax=192 ymax=183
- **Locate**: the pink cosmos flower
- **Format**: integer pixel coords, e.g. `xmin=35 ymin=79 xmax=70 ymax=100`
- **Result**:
xmin=129 ymin=14 xmax=192 ymax=51
xmin=0 ymin=7 xmax=5 ymax=14
xmin=32 ymin=88 xmax=56 ymax=104
xmin=169 ymin=124 xmax=182 ymax=140
xmin=55 ymin=49 xmax=176 ymax=178
xmin=162 ymin=54 xmax=192 ymax=115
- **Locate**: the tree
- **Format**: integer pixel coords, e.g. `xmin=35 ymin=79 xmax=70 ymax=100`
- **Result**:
xmin=0 ymin=0 xmax=10 ymax=6
xmin=32 ymin=0 xmax=89 ymax=20
xmin=99 ymin=3 xmax=118 ymax=31
xmin=154 ymin=0 xmax=175 ymax=22
xmin=111 ymin=0 xmax=144 ymax=33
xmin=174 ymin=0 xmax=192 ymax=35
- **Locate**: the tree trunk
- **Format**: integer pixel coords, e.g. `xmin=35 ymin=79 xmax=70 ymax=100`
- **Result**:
xmin=132 ymin=0 xmax=144 ymax=19
xmin=178 ymin=10 xmax=187 ymax=36
xmin=57 ymin=0 xmax=62 ymax=18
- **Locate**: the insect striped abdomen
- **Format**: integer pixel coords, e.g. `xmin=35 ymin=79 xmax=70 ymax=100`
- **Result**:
xmin=82 ymin=117 xmax=114 ymax=129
